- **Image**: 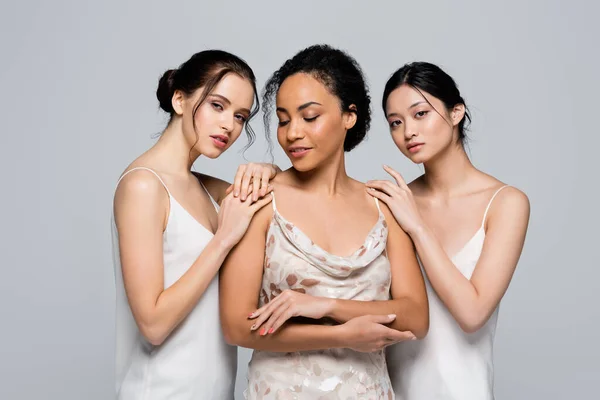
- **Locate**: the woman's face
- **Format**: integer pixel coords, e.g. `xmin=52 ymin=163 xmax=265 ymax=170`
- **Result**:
xmin=385 ymin=84 xmax=464 ymax=164
xmin=275 ymin=73 xmax=356 ymax=171
xmin=173 ymin=72 xmax=255 ymax=159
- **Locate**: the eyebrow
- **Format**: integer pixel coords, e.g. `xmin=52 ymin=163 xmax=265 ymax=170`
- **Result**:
xmin=210 ymin=94 xmax=251 ymax=115
xmin=409 ymin=100 xmax=427 ymax=109
xmin=386 ymin=101 xmax=428 ymax=118
xmin=276 ymin=101 xmax=322 ymax=113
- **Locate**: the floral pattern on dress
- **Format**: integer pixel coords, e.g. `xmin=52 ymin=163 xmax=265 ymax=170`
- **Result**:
xmin=245 ymin=195 xmax=394 ymax=399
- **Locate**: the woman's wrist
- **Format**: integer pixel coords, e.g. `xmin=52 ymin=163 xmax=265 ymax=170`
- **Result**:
xmin=213 ymin=230 xmax=235 ymax=253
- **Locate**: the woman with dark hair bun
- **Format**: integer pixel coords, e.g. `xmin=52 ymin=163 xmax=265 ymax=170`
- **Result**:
xmin=369 ymin=62 xmax=530 ymax=399
xmin=220 ymin=45 xmax=429 ymax=399
xmin=112 ymin=49 xmax=278 ymax=399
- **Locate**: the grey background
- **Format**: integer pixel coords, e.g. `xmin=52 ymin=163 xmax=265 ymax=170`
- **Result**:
xmin=1 ymin=0 xmax=597 ymax=398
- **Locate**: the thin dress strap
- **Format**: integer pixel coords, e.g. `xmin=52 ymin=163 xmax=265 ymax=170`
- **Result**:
xmin=270 ymin=191 xmax=278 ymax=212
xmin=374 ymin=197 xmax=382 ymax=213
xmin=481 ymin=185 xmax=510 ymax=228
xmin=116 ymin=167 xmax=171 ymax=197
xmin=197 ymin=179 xmax=220 ymax=212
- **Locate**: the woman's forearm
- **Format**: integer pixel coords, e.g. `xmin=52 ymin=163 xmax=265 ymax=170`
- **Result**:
xmin=223 ymin=318 xmax=346 ymax=352
xmin=326 ymin=297 xmax=428 ymax=338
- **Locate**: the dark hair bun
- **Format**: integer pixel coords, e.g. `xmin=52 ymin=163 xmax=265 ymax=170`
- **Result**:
xmin=156 ymin=69 xmax=177 ymax=113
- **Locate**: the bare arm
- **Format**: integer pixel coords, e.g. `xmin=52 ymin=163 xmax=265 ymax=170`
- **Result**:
xmin=219 ymin=204 xmax=410 ymax=352
xmin=367 ymin=167 xmax=530 ymax=334
xmin=411 ymin=187 xmax=530 ymax=333
xmin=219 ymin=205 xmax=346 ymax=351
xmin=114 ymin=170 xmax=271 ymax=346
xmin=326 ymin=205 xmax=430 ymax=338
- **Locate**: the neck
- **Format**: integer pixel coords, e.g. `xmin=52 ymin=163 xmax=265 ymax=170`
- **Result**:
xmin=291 ymin=148 xmax=352 ymax=196
xmin=422 ymin=142 xmax=476 ymax=197
xmin=150 ymin=118 xmax=200 ymax=175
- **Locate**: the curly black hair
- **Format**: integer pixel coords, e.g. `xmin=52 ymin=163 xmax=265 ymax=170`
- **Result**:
xmin=262 ymin=44 xmax=371 ymax=152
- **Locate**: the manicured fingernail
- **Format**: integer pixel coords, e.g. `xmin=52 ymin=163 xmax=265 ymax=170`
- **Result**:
xmin=268 ymin=328 xmax=274 ymax=334
xmin=250 ymin=324 xmax=256 ymax=330
xmin=248 ymin=313 xmax=254 ymax=318
xmin=388 ymin=314 xmax=396 ymax=319
xmin=260 ymin=328 xmax=266 ymax=336
xmin=411 ymin=336 xmax=417 ymax=340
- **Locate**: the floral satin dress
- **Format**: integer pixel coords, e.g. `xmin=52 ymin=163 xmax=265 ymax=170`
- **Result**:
xmin=245 ymin=195 xmax=395 ymax=400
